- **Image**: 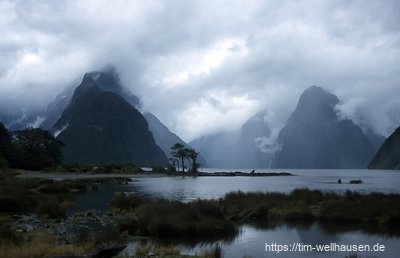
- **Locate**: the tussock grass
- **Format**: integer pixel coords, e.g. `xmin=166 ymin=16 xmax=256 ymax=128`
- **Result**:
xmin=111 ymin=193 xmax=145 ymax=211
xmin=119 ymin=198 xmax=237 ymax=238
xmin=0 ymin=231 xmax=92 ymax=258
xmin=111 ymin=188 xmax=400 ymax=240
xmin=222 ymin=189 xmax=400 ymax=226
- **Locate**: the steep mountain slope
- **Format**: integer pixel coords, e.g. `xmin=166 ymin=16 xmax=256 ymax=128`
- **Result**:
xmin=368 ymin=127 xmax=400 ymax=169
xmin=271 ymin=86 xmax=375 ymax=169
xmin=144 ymin=113 xmax=208 ymax=166
xmin=54 ymin=72 xmax=167 ymax=166
xmin=40 ymin=84 xmax=75 ymax=129
xmin=361 ymin=125 xmax=386 ymax=151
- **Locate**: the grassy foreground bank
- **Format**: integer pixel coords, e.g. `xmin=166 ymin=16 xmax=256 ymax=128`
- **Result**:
xmin=111 ymin=189 xmax=400 ymax=239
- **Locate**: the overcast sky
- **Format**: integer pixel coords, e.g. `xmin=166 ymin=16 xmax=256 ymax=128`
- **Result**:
xmin=1 ymin=0 xmax=399 ymax=141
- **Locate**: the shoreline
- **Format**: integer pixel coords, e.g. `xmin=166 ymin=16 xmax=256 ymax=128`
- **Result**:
xmin=15 ymin=171 xmax=166 ymax=179
xmin=15 ymin=171 xmax=294 ymax=180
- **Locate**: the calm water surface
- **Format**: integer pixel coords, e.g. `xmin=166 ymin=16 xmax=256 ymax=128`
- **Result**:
xmin=125 ymin=169 xmax=400 ymax=201
xmin=73 ymin=169 xmax=400 ymax=258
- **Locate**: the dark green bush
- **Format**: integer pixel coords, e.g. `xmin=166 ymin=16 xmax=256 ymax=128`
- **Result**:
xmin=110 ymin=193 xmax=145 ymax=210
xmin=36 ymin=196 xmax=69 ymax=218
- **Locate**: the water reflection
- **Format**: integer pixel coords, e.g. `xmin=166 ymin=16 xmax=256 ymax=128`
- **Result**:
xmin=121 ymin=221 xmax=400 ymax=258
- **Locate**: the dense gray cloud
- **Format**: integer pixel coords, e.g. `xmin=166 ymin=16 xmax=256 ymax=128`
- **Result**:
xmin=0 ymin=0 xmax=399 ymax=141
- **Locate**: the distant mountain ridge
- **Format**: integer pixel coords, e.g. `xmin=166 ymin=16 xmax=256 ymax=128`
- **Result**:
xmin=40 ymin=84 xmax=75 ymax=130
xmin=190 ymin=110 xmax=274 ymax=168
xmin=271 ymin=86 xmax=377 ymax=169
xmin=368 ymin=127 xmax=400 ymax=170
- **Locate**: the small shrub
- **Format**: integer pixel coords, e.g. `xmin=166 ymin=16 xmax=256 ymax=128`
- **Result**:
xmin=36 ymin=197 xmax=69 ymax=218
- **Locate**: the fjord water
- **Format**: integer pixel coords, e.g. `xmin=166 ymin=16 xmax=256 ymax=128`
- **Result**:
xmin=125 ymin=169 xmax=400 ymax=201
xmin=73 ymin=169 xmax=400 ymax=258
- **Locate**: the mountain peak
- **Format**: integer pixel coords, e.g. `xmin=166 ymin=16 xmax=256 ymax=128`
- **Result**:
xmin=289 ymin=86 xmax=339 ymax=124
xmin=86 ymin=71 xmax=101 ymax=81
xmin=81 ymin=69 xmax=122 ymax=93
xmin=299 ymin=86 xmax=338 ymax=108
xmin=55 ymin=90 xmax=167 ymax=166
xmin=272 ymin=85 xmax=375 ymax=169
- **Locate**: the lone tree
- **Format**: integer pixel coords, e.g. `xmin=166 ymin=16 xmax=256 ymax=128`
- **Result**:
xmin=185 ymin=148 xmax=200 ymax=173
xmin=171 ymin=143 xmax=187 ymax=173
xmin=170 ymin=143 xmax=200 ymax=173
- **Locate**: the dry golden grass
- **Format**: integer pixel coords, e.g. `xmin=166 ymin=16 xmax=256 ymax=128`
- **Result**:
xmin=0 ymin=231 xmax=93 ymax=258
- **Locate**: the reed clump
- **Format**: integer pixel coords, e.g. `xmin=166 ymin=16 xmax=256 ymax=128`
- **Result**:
xmin=221 ymin=189 xmax=400 ymax=226
xmin=116 ymin=197 xmax=237 ymax=238
xmin=111 ymin=188 xmax=400 ymax=240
